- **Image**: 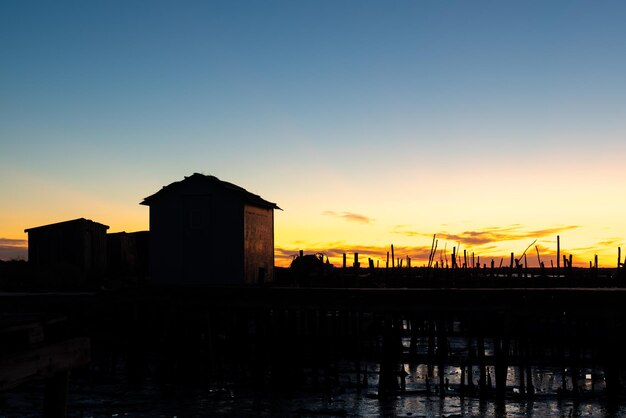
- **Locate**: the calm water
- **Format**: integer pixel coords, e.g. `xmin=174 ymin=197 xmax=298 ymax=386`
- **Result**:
xmin=2 ymin=332 xmax=625 ymax=417
xmin=3 ymin=364 xmax=626 ymax=417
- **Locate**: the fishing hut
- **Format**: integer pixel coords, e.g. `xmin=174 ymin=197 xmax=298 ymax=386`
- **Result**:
xmin=141 ymin=173 xmax=280 ymax=285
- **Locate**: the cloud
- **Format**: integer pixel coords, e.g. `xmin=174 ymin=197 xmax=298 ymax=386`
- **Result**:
xmin=392 ymin=225 xmax=580 ymax=246
xmin=0 ymin=238 xmax=27 ymax=246
xmin=595 ymin=238 xmax=624 ymax=247
xmin=323 ymin=211 xmax=373 ymax=224
xmin=0 ymin=238 xmax=27 ymax=261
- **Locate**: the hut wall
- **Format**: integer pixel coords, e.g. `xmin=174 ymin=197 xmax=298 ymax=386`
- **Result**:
xmin=244 ymin=204 xmax=274 ymax=284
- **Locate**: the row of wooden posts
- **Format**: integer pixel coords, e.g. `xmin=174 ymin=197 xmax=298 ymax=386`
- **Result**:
xmin=333 ymin=235 xmax=623 ymax=273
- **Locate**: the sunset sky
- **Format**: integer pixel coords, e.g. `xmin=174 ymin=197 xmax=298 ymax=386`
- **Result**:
xmin=2 ymin=1 xmax=625 ymax=268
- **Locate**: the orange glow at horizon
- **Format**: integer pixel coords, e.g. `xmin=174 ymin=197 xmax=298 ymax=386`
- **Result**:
xmin=274 ymin=237 xmax=624 ymax=269
xmin=2 ymin=221 xmax=623 ymax=270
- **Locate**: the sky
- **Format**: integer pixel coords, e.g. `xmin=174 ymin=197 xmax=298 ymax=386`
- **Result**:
xmin=1 ymin=1 xmax=625 ymax=268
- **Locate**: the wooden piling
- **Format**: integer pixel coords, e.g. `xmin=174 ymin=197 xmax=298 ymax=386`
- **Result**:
xmin=494 ymin=314 xmax=511 ymax=400
xmin=557 ymin=235 xmax=561 ymax=278
xmin=460 ymin=362 xmax=466 ymax=394
xmin=378 ymin=315 xmax=400 ymax=396
xmin=436 ymin=319 xmax=448 ymax=398
xmin=409 ymin=316 xmax=419 ymax=360
xmin=477 ymin=334 xmax=487 ymax=396
xmin=427 ymin=319 xmax=435 ymax=378
xmin=494 ymin=336 xmax=510 ymax=399
xmin=43 ymin=370 xmax=69 ymax=418
xmin=519 ymin=360 xmax=526 ymax=396
xmin=452 ymin=247 xmax=457 ymax=269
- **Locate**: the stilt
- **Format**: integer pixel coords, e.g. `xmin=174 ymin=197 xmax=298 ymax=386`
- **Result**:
xmin=467 ymin=335 xmax=475 ymax=392
xmin=43 ymin=370 xmax=69 ymax=418
xmin=526 ymin=363 xmax=535 ymax=396
xmin=517 ymin=360 xmax=526 ymax=396
xmin=428 ymin=319 xmax=436 ymax=378
xmin=437 ymin=319 xmax=448 ymax=398
xmin=460 ymin=363 xmax=466 ymax=395
xmin=477 ymin=335 xmax=487 ymax=396
xmin=378 ymin=316 xmax=400 ymax=396
xmin=494 ymin=336 xmax=510 ymax=400
xmin=409 ymin=316 xmax=419 ymax=361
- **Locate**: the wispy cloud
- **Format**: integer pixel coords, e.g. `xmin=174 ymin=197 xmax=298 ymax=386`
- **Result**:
xmin=0 ymin=238 xmax=27 ymax=261
xmin=392 ymin=225 xmax=580 ymax=246
xmin=0 ymin=238 xmax=27 ymax=247
xmin=595 ymin=238 xmax=624 ymax=247
xmin=323 ymin=211 xmax=373 ymax=224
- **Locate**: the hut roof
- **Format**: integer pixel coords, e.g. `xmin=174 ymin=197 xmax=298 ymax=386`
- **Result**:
xmin=140 ymin=173 xmax=281 ymax=210
xmin=24 ymin=218 xmax=110 ymax=233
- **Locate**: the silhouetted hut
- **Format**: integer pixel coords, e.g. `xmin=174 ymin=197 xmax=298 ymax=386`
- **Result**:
xmin=141 ymin=173 xmax=280 ymax=285
xmin=107 ymin=231 xmax=149 ymax=279
xmin=24 ymin=218 xmax=109 ymax=276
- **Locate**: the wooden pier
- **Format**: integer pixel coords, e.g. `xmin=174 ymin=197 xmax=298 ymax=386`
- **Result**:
xmin=0 ymin=313 xmax=90 ymax=417
xmin=2 ymin=285 xmax=626 ymax=405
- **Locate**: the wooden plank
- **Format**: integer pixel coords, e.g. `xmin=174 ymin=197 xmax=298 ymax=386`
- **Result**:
xmin=0 ymin=314 xmax=66 ymax=336
xmin=0 ymin=338 xmax=90 ymax=391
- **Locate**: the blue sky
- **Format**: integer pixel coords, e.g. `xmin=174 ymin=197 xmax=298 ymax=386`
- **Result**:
xmin=2 ymin=1 xmax=625 ymax=266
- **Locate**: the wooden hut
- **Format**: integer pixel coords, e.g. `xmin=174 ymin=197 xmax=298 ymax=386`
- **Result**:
xmin=24 ymin=218 xmax=109 ymax=276
xmin=140 ymin=173 xmax=280 ymax=285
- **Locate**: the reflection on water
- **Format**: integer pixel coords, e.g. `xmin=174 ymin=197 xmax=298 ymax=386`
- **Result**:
xmin=1 ymin=364 xmax=625 ymax=418
xmin=0 ymin=331 xmax=623 ymax=417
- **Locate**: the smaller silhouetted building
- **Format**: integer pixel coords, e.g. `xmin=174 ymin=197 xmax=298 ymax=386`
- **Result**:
xmin=141 ymin=173 xmax=280 ymax=285
xmin=107 ymin=231 xmax=149 ymax=280
xmin=24 ymin=218 xmax=109 ymax=276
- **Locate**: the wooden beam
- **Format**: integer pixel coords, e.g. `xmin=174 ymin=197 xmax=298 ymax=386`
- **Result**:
xmin=0 ymin=338 xmax=90 ymax=391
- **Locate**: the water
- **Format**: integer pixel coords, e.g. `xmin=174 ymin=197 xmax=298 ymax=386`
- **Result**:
xmin=2 ymin=364 xmax=626 ymax=417
xmin=1 ymin=328 xmax=625 ymax=417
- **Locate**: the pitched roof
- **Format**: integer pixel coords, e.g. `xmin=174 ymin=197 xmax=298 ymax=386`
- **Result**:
xmin=140 ymin=173 xmax=281 ymax=210
xmin=24 ymin=218 xmax=110 ymax=233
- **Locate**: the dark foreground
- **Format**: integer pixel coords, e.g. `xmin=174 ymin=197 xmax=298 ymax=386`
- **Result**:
xmin=3 ymin=283 xmax=626 ymax=416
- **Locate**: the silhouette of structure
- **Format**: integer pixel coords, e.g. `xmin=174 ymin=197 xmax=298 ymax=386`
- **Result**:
xmin=141 ymin=173 xmax=280 ymax=285
xmin=106 ymin=231 xmax=149 ymax=280
xmin=24 ymin=218 xmax=109 ymax=277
